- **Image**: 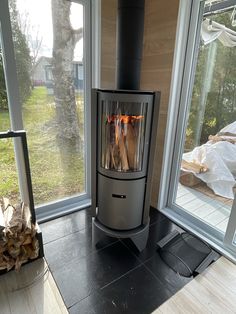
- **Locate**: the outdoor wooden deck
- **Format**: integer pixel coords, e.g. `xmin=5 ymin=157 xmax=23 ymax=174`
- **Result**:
xmin=176 ymin=183 xmax=233 ymax=233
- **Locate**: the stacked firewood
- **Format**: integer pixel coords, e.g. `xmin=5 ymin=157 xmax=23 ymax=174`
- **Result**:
xmin=181 ymin=160 xmax=208 ymax=174
xmin=209 ymin=134 xmax=236 ymax=144
xmin=0 ymin=198 xmax=39 ymax=272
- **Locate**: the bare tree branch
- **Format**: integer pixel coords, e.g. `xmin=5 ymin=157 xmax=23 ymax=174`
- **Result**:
xmin=18 ymin=10 xmax=43 ymax=72
xmin=30 ymin=29 xmax=43 ymax=70
xmin=73 ymin=27 xmax=83 ymax=44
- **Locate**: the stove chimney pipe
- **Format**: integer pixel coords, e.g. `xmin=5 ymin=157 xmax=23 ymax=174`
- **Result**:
xmin=116 ymin=0 xmax=145 ymax=90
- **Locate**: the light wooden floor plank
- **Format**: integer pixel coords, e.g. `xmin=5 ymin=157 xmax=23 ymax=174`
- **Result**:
xmin=152 ymin=257 xmax=236 ymax=314
xmin=197 ymin=272 xmax=236 ymax=310
xmin=185 ymin=276 xmax=234 ymax=313
xmin=156 ymin=288 xmax=204 ymax=314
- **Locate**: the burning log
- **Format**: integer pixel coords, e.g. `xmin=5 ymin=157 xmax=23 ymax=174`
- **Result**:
xmin=209 ymin=134 xmax=236 ymax=144
xmin=181 ymin=160 xmax=208 ymax=174
xmin=126 ymin=123 xmax=137 ymax=170
xmin=0 ymin=198 xmax=39 ymax=272
xmin=103 ymin=115 xmax=144 ymax=172
xmin=118 ymin=134 xmax=129 ymax=171
xmin=111 ymin=145 xmax=119 ymax=169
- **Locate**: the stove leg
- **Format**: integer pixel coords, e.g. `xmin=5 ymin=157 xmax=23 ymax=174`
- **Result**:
xmin=92 ymin=218 xmax=105 ymax=247
xmin=130 ymin=225 xmax=149 ymax=252
xmin=92 ymin=217 xmax=150 ymax=252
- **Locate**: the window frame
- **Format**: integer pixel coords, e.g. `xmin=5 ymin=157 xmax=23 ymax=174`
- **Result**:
xmin=158 ymin=0 xmax=236 ymax=261
xmin=0 ymin=0 xmax=100 ymax=222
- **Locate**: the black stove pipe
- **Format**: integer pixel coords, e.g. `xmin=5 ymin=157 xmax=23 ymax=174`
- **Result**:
xmin=116 ymin=0 xmax=145 ymax=90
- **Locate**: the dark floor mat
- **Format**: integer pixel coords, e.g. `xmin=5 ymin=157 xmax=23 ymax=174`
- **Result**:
xmin=157 ymin=230 xmax=220 ymax=277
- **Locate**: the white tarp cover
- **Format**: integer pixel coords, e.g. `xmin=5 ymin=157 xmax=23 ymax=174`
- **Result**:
xmin=201 ymin=18 xmax=236 ymax=47
xmin=183 ymin=121 xmax=236 ymax=199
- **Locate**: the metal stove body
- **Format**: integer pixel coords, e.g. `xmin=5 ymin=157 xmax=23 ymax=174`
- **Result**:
xmin=91 ymin=89 xmax=160 ymax=251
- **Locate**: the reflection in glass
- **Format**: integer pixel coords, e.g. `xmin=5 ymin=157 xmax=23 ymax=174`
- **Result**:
xmin=101 ymin=101 xmax=147 ymax=172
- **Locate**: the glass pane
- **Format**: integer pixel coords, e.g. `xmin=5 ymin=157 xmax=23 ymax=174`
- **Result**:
xmin=0 ymin=41 xmax=10 ymax=131
xmin=175 ymin=5 xmax=236 ymax=234
xmin=8 ymin=0 xmax=85 ymax=205
xmin=0 ymin=138 xmax=20 ymax=204
xmin=0 ymin=37 xmax=20 ymax=203
xmin=101 ymin=101 xmax=147 ymax=172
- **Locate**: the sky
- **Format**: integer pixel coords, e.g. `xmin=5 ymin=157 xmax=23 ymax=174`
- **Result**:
xmin=16 ymin=0 xmax=84 ymax=61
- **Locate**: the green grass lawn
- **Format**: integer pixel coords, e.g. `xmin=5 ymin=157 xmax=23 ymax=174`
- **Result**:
xmin=0 ymin=87 xmax=85 ymax=205
xmin=0 ymin=110 xmax=11 ymax=131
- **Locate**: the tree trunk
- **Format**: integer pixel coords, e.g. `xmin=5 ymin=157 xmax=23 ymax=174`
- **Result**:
xmin=51 ymin=0 xmax=83 ymax=153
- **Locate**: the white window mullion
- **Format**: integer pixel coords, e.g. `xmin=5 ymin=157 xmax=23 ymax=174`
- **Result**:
xmin=168 ymin=0 xmax=205 ymax=207
xmin=0 ymin=0 xmax=22 ymax=130
xmin=0 ymin=0 xmax=29 ymax=205
xmin=224 ymin=198 xmax=236 ymax=248
xmin=92 ymin=0 xmax=101 ymax=89
xmin=158 ymin=0 xmax=204 ymax=210
xmin=83 ymin=0 xmax=92 ymax=200
xmin=158 ymin=0 xmax=193 ymax=210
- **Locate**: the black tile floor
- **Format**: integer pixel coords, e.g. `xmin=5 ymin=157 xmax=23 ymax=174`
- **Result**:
xmin=40 ymin=208 xmax=191 ymax=314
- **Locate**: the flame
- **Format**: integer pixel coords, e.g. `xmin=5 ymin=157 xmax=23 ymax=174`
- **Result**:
xmin=106 ymin=114 xmax=144 ymax=145
xmin=107 ymin=115 xmax=144 ymax=124
xmin=115 ymin=122 xmax=120 ymax=145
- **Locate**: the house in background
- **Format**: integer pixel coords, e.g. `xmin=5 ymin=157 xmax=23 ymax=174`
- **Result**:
xmin=32 ymin=56 xmax=84 ymax=91
xmin=32 ymin=56 xmax=51 ymax=86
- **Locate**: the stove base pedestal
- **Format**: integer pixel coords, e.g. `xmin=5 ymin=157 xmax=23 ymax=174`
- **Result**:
xmin=92 ymin=217 xmax=150 ymax=252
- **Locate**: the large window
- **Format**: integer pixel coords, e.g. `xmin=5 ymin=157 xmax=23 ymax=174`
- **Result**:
xmin=0 ymin=0 xmax=93 ymax=220
xmin=159 ymin=0 xmax=236 ymax=260
xmin=175 ymin=6 xmax=236 ymax=234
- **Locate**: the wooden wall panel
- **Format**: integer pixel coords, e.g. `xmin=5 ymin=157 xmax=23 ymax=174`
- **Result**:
xmin=100 ymin=0 xmax=180 ymax=207
xmin=141 ymin=0 xmax=180 ymax=206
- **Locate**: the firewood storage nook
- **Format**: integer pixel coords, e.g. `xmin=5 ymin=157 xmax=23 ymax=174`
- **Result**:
xmin=91 ymin=0 xmax=160 ymax=251
xmin=0 ymin=131 xmax=43 ymax=273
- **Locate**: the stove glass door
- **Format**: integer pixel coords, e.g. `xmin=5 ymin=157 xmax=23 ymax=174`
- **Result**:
xmin=101 ymin=100 xmax=147 ymax=172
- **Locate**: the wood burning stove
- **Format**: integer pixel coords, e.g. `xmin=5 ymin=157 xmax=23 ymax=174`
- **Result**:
xmin=91 ymin=89 xmax=160 ymax=250
xmin=97 ymin=90 xmax=155 ymax=230
xmin=91 ymin=0 xmax=160 ymax=251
